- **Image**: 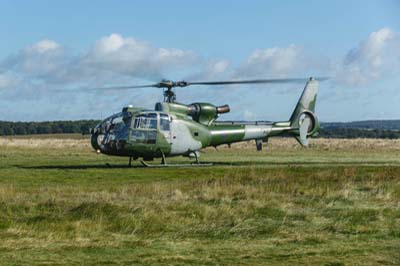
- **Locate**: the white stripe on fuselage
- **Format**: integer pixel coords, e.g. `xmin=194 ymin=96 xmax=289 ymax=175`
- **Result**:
xmin=210 ymin=129 xmax=244 ymax=136
xmin=243 ymin=125 xmax=272 ymax=140
xmin=210 ymin=125 xmax=272 ymax=141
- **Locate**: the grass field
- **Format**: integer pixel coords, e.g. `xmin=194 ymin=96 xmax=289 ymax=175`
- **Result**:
xmin=0 ymin=136 xmax=399 ymax=265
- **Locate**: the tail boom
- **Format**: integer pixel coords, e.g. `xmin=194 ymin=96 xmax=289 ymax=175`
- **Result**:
xmin=208 ymin=77 xmax=320 ymax=148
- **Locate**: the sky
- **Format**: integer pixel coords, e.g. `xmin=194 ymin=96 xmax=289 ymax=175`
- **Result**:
xmin=0 ymin=0 xmax=399 ymax=122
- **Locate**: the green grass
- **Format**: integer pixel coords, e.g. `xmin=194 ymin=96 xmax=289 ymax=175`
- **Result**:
xmin=0 ymin=137 xmax=399 ymax=265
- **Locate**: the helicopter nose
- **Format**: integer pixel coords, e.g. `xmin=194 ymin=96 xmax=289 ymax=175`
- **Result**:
xmin=90 ymin=129 xmax=102 ymax=151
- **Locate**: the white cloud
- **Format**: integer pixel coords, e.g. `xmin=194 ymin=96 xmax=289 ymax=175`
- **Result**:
xmin=81 ymin=33 xmax=198 ymax=79
xmin=29 ymin=39 xmax=60 ymax=54
xmin=345 ymin=28 xmax=394 ymax=68
xmin=209 ymin=60 xmax=230 ymax=75
xmin=235 ymin=45 xmax=307 ymax=77
xmin=185 ymin=59 xmax=230 ymax=81
xmin=338 ymin=27 xmax=400 ymax=85
xmin=1 ymin=39 xmax=65 ymax=81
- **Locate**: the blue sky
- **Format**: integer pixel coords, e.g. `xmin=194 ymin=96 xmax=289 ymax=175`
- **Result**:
xmin=0 ymin=0 xmax=399 ymax=122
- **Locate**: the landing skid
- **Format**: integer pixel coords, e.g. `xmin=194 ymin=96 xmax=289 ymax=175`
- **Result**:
xmin=139 ymin=160 xmax=212 ymax=168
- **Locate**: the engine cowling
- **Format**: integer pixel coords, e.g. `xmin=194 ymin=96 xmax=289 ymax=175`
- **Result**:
xmin=155 ymin=102 xmax=230 ymax=125
xmin=188 ymin=103 xmax=230 ymax=125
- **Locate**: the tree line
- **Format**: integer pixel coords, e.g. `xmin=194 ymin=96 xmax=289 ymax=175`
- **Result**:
xmin=0 ymin=120 xmax=99 ymax=136
xmin=318 ymin=127 xmax=400 ymax=139
xmin=321 ymin=120 xmax=400 ymax=131
xmin=0 ymin=120 xmax=399 ymax=139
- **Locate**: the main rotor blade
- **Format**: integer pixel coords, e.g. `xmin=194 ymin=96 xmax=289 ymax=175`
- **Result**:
xmin=92 ymin=84 xmax=159 ymax=90
xmin=188 ymin=77 xmax=330 ymax=86
xmin=77 ymin=77 xmax=330 ymax=92
xmin=188 ymin=78 xmax=307 ymax=86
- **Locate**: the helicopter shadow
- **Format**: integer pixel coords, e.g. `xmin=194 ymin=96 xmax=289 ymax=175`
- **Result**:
xmin=14 ymin=163 xmax=141 ymax=170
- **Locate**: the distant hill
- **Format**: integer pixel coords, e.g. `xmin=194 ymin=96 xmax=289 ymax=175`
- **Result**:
xmin=319 ymin=120 xmax=400 ymax=139
xmin=321 ymin=120 xmax=400 ymax=130
xmin=0 ymin=119 xmax=399 ymax=139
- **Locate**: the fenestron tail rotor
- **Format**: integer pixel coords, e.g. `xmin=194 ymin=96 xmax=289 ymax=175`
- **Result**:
xmin=90 ymin=77 xmax=329 ymax=102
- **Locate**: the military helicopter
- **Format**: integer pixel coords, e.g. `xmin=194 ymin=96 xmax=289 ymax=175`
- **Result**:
xmin=90 ymin=77 xmax=320 ymax=167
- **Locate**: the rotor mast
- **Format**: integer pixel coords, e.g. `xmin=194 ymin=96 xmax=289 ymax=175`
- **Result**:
xmin=163 ymin=88 xmax=176 ymax=103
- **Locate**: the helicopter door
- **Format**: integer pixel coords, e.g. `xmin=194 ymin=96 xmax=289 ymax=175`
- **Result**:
xmin=159 ymin=113 xmax=171 ymax=143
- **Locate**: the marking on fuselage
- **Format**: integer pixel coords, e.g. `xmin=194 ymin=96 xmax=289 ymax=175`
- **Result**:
xmin=170 ymin=120 xmax=202 ymax=155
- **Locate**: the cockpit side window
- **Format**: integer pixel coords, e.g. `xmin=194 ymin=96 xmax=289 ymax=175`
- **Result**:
xmin=112 ymin=115 xmax=130 ymax=139
xmin=133 ymin=113 xmax=158 ymax=129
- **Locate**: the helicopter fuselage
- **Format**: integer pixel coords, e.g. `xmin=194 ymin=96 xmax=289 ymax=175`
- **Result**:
xmin=90 ymin=107 xmax=281 ymax=160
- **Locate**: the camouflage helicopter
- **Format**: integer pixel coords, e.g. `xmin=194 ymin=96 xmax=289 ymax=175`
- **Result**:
xmin=90 ymin=77 xmax=320 ymax=167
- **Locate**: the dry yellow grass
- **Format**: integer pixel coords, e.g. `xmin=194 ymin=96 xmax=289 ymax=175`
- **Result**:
xmin=210 ymin=138 xmax=400 ymax=152
xmin=1 ymin=136 xmax=400 ymax=151
xmin=0 ymin=137 xmax=89 ymax=149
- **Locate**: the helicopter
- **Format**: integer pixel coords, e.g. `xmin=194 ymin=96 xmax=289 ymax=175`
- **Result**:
xmin=90 ymin=77 xmax=320 ymax=167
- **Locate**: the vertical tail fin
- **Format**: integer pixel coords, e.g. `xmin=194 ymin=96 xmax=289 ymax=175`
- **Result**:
xmin=289 ymin=77 xmax=319 ymax=146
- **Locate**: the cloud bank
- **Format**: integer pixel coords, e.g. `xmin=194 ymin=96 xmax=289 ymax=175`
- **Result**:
xmin=0 ymin=34 xmax=198 ymax=90
xmin=233 ymin=28 xmax=400 ymax=87
xmin=1 ymin=28 xmax=399 ymax=91
xmin=0 ymin=28 xmax=399 ymax=120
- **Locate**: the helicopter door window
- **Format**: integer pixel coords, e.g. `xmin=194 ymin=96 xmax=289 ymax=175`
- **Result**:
xmin=131 ymin=113 xmax=158 ymax=144
xmin=160 ymin=114 xmax=170 ymax=131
